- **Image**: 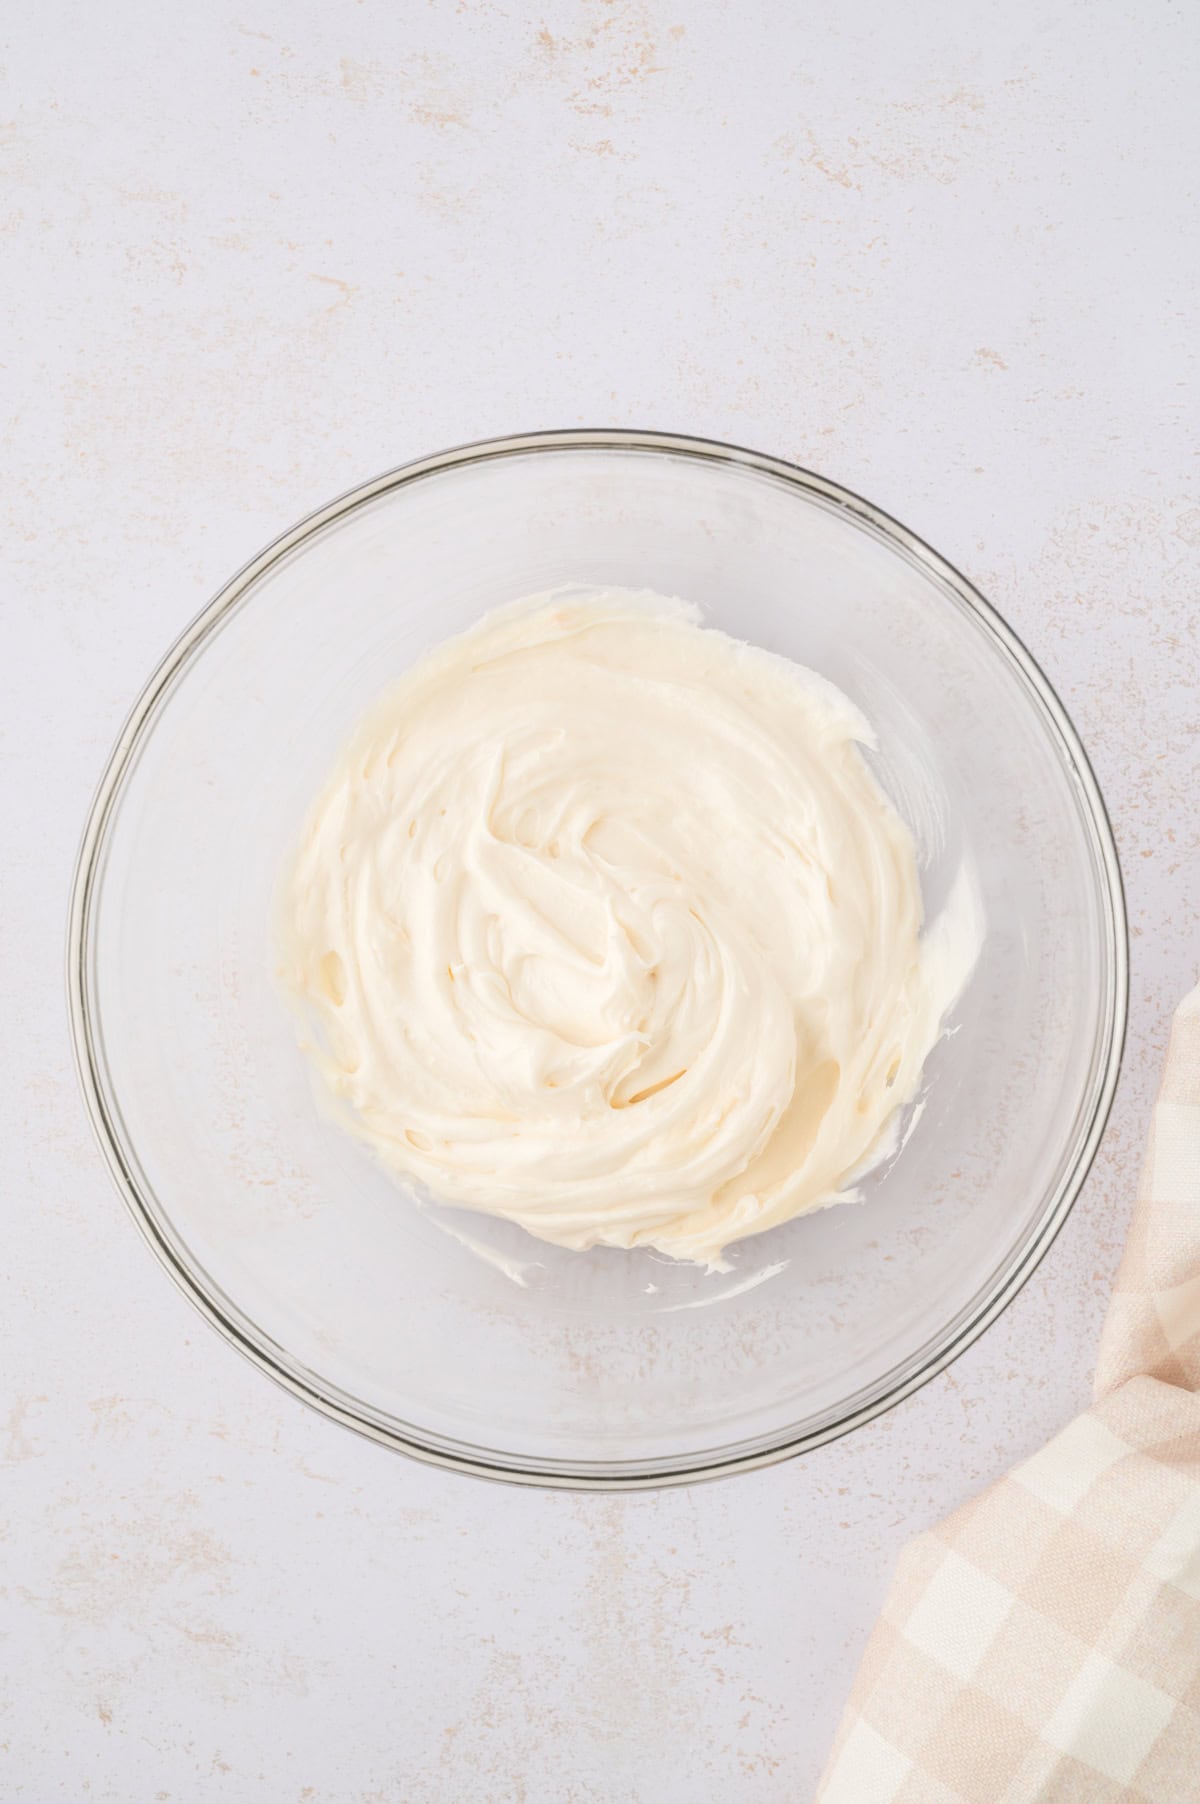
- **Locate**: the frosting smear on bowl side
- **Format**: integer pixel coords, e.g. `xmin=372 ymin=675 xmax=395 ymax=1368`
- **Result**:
xmin=276 ymin=591 xmax=981 ymax=1267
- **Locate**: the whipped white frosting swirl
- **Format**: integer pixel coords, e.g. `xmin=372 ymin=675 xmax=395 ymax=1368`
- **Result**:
xmin=277 ymin=591 xmax=979 ymax=1266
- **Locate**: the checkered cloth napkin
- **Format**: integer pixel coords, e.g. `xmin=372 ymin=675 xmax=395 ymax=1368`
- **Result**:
xmin=816 ymin=985 xmax=1200 ymax=1803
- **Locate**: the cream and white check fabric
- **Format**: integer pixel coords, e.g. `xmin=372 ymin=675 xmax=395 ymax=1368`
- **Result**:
xmin=816 ymin=985 xmax=1200 ymax=1803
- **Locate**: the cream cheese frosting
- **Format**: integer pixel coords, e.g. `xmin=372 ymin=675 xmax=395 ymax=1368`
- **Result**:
xmin=277 ymin=590 xmax=980 ymax=1267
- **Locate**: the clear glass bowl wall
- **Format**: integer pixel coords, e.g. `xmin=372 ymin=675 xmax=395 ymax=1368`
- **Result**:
xmin=70 ymin=433 xmax=1125 ymax=1486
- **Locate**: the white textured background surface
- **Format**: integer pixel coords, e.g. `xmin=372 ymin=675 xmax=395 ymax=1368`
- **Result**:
xmin=4 ymin=3 xmax=1199 ymax=1798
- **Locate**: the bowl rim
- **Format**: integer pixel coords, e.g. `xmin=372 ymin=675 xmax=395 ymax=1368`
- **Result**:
xmin=66 ymin=427 xmax=1129 ymax=1490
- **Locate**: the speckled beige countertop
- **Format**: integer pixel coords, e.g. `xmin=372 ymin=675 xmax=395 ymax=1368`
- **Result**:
xmin=3 ymin=3 xmax=1198 ymax=1798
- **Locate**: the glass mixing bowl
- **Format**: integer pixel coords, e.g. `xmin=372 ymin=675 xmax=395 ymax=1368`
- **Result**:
xmin=68 ymin=431 xmax=1126 ymax=1487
